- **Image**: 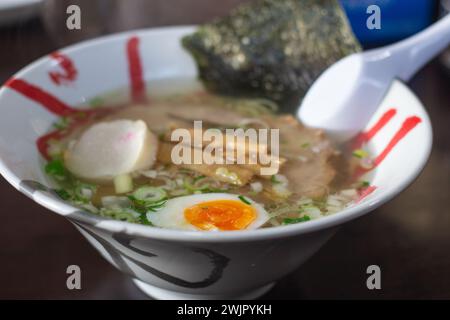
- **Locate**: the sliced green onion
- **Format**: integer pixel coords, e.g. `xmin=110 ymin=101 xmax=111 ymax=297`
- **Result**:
xmin=47 ymin=139 xmax=65 ymax=159
xmin=271 ymin=175 xmax=280 ymax=184
xmin=193 ymin=175 xmax=206 ymax=183
xmin=55 ymin=189 xmax=71 ymax=200
xmin=74 ymin=182 xmax=96 ymax=201
xmin=45 ymin=159 xmax=67 ymax=181
xmin=53 ymin=117 xmax=70 ymax=130
xmin=301 ymin=142 xmax=310 ymax=149
xmin=352 ymin=149 xmax=369 ymax=159
xmin=139 ymin=213 xmax=153 ymax=226
xmin=99 ymin=207 xmax=140 ymax=223
xmin=199 ymin=187 xmax=228 ymax=194
xmin=132 ymin=186 xmax=167 ymax=203
xmin=361 ymin=180 xmax=370 ymax=188
xmin=145 ymin=199 xmax=168 ymax=212
xmin=101 ymin=196 xmax=131 ymax=209
xmin=272 ymin=183 xmax=292 ymax=198
xmin=238 ymin=195 xmax=251 ymax=205
xmin=282 ymin=216 xmax=311 ymax=225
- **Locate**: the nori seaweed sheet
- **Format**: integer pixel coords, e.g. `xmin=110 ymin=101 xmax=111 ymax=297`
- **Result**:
xmin=182 ymin=0 xmax=361 ymax=111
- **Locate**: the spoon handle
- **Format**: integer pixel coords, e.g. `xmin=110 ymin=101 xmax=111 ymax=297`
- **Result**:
xmin=383 ymin=14 xmax=450 ymax=81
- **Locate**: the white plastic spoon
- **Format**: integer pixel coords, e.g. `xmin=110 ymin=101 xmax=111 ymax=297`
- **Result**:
xmin=298 ymin=14 xmax=450 ymax=142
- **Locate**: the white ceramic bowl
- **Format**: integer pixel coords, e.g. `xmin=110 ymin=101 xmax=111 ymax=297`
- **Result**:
xmin=0 ymin=26 xmax=432 ymax=300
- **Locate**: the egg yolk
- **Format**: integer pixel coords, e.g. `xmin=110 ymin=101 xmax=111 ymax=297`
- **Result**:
xmin=184 ymin=200 xmax=257 ymax=231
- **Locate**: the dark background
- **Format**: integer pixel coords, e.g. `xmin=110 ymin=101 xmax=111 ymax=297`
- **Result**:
xmin=0 ymin=0 xmax=449 ymax=299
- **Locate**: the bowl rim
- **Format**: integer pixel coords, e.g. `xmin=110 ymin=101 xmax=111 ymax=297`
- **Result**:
xmin=0 ymin=26 xmax=433 ymax=243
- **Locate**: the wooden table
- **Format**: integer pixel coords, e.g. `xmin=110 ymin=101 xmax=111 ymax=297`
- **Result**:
xmin=0 ymin=1 xmax=449 ymax=299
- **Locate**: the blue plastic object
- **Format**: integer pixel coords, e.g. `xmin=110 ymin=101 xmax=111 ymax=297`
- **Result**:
xmin=340 ymin=0 xmax=436 ymax=47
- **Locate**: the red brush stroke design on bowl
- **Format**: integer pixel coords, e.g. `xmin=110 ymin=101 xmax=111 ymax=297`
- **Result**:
xmin=48 ymin=52 xmax=78 ymax=86
xmin=4 ymin=36 xmax=147 ymax=159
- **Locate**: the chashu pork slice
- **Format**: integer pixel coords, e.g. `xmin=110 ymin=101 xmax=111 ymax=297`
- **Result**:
xmin=64 ymin=119 xmax=158 ymax=182
xmin=262 ymin=115 xmax=338 ymax=199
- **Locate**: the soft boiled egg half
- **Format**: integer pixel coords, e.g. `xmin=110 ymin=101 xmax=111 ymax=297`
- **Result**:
xmin=147 ymin=193 xmax=270 ymax=231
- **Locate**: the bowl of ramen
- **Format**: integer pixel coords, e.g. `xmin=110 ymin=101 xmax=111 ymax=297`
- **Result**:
xmin=0 ymin=0 xmax=432 ymax=300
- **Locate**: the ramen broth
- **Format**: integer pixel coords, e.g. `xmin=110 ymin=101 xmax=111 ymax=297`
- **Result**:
xmin=43 ymin=86 xmax=370 ymax=230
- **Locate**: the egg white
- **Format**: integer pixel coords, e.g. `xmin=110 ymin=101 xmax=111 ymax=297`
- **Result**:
xmin=146 ymin=193 xmax=269 ymax=231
